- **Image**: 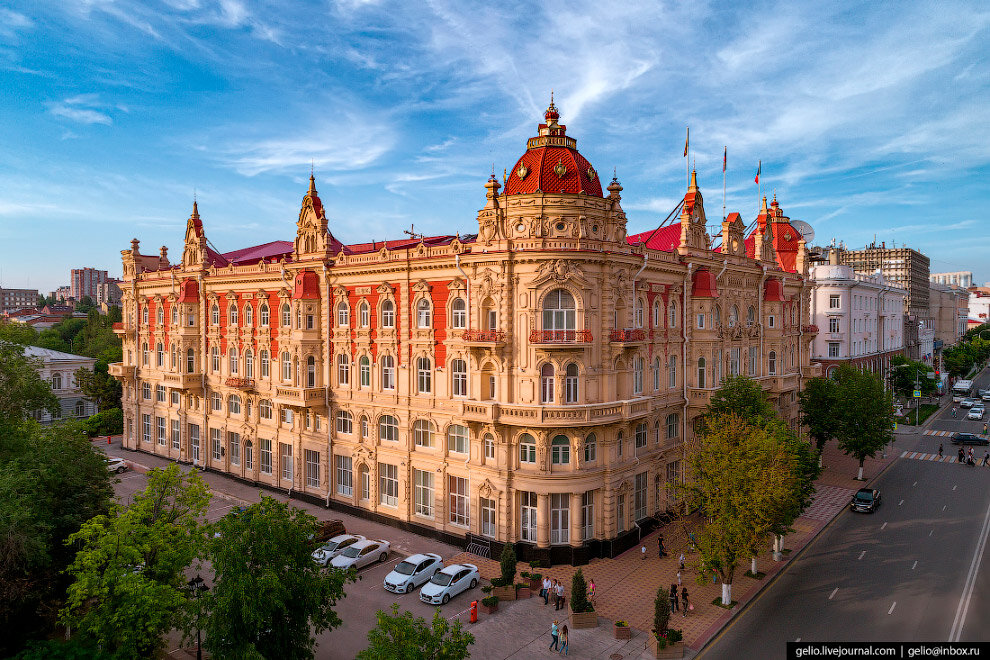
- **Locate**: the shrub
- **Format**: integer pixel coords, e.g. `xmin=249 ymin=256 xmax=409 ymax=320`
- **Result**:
xmin=489 ymin=577 xmax=506 ymax=588
xmin=520 ymin=571 xmax=530 ymax=580
xmin=499 ymin=542 xmax=517 ymax=585
xmin=653 ymin=586 xmax=671 ymax=639
xmin=529 ymin=560 xmax=543 ymax=569
xmin=83 ymin=407 xmax=123 ymax=437
xmin=667 ymin=629 xmax=683 ymax=644
xmin=570 ymin=568 xmax=592 ymax=613
xmin=615 ymin=620 xmax=628 ymax=627
xmin=481 ymin=585 xmax=493 ymax=594
xmin=481 ymin=595 xmax=499 ymax=607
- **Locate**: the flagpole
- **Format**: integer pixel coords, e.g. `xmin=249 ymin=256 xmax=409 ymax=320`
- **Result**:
xmin=684 ymin=126 xmax=690 ymax=188
xmin=722 ymin=146 xmax=726 ymax=221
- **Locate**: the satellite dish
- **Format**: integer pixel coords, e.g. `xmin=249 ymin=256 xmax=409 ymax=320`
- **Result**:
xmin=790 ymin=220 xmax=815 ymax=244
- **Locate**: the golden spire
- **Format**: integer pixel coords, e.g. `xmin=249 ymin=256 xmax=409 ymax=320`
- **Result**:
xmin=191 ymin=199 xmax=199 ymax=219
xmin=688 ymin=168 xmax=698 ymax=191
xmin=308 ymin=173 xmax=317 ymax=196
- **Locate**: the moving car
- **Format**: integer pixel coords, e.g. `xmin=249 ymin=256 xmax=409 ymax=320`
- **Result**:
xmin=968 ymin=405 xmax=986 ymax=420
xmin=383 ymin=553 xmax=444 ymax=594
xmin=419 ymin=563 xmax=480 ymax=605
xmin=961 ymin=398 xmax=979 ymax=409
xmin=952 ymin=432 xmax=989 ymax=446
xmin=312 ymin=534 xmax=365 ymax=567
xmin=330 ymin=538 xmax=391 ymax=570
xmin=850 ymin=488 xmax=881 ymax=513
xmin=106 ymin=457 xmax=128 ymax=474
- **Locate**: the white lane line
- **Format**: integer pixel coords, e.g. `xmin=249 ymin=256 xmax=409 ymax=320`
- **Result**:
xmin=858 ymin=551 xmax=866 ymax=560
xmin=913 ymin=481 xmax=917 ymax=487
xmin=949 ymin=486 xmax=990 ymax=642
xmin=901 ymin=451 xmax=908 ymax=458
xmin=930 ymin=530 xmax=934 ymax=537
xmin=829 ymin=588 xmax=838 ymax=600
xmin=899 ymin=499 xmax=905 ymax=506
xmin=954 ymin=485 xmax=958 ymax=491
xmin=795 ymin=638 xmax=801 ymax=642
xmin=912 ymin=561 xmax=918 ymax=570
xmin=881 ymin=522 xmax=888 ymax=530
xmin=888 ymin=602 xmax=896 ymax=615
xmin=943 ymin=505 xmax=948 ymax=512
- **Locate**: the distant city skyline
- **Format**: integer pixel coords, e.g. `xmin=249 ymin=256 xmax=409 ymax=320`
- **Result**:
xmin=1 ymin=1 xmax=988 ymax=292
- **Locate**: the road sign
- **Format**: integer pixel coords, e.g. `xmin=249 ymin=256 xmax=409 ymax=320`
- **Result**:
xmin=913 ymin=390 xmax=921 ymax=398
xmin=927 ymin=372 xmax=935 ymax=379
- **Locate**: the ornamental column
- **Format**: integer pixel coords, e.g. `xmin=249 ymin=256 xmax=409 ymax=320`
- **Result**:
xmin=537 ymin=493 xmax=550 ymax=548
xmin=569 ymin=491 xmax=583 ymax=547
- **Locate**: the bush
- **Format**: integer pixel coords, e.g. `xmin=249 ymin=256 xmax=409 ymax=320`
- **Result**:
xmin=481 ymin=585 xmax=493 ymax=594
xmin=667 ymin=629 xmax=683 ymax=644
xmin=481 ymin=595 xmax=499 ymax=607
xmin=570 ymin=568 xmax=592 ymax=613
xmin=499 ymin=542 xmax=517 ymax=585
xmin=489 ymin=577 xmax=506 ymax=588
xmin=653 ymin=586 xmax=671 ymax=638
xmin=529 ymin=560 xmax=543 ymax=569
xmin=82 ymin=408 xmax=123 ymax=437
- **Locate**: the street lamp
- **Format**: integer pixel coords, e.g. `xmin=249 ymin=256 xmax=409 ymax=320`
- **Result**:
xmin=187 ymin=574 xmax=207 ymax=660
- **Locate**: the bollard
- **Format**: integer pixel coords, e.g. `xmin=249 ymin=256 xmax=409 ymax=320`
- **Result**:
xmin=469 ymin=600 xmax=478 ymax=623
xmin=107 ymin=436 xmax=111 ymax=445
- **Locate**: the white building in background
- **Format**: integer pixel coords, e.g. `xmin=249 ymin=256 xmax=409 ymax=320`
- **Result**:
xmin=930 ymin=271 xmax=973 ymax=288
xmin=809 ymin=254 xmax=908 ymax=378
xmin=23 ymin=346 xmax=98 ymax=423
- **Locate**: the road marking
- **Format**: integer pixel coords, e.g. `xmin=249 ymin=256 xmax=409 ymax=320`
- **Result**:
xmin=795 ymin=638 xmax=801 ymax=642
xmin=949 ymin=484 xmax=990 ymax=642
xmin=899 ymin=499 xmax=904 ymax=506
xmin=901 ymin=451 xmax=908 ymax=457
xmin=447 ymin=606 xmax=471 ymax=621
xmin=888 ymin=602 xmax=896 ymax=615
xmin=930 ymin=529 xmax=934 ymax=537
xmin=881 ymin=522 xmax=888 ymax=530
xmin=829 ymin=588 xmax=838 ymax=600
xmin=912 ymin=561 xmax=918 ymax=570
xmin=858 ymin=551 xmax=866 ymax=560
xmin=913 ymin=481 xmax=917 ymax=487
xmin=943 ymin=505 xmax=948 ymax=512
xmin=954 ymin=485 xmax=958 ymax=491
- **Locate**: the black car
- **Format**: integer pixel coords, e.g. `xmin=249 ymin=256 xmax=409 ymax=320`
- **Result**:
xmin=850 ymin=488 xmax=881 ymax=513
xmin=952 ymin=432 xmax=989 ymax=446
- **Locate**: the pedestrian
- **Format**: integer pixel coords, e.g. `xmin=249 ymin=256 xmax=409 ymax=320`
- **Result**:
xmin=542 ymin=576 xmax=551 ymax=604
xmin=669 ymin=583 xmax=679 ymax=612
xmin=959 ymin=448 xmax=966 ymax=463
xmin=676 ymin=570 xmax=682 ymax=586
xmin=984 ymin=422 xmax=988 ymax=435
xmin=983 ymin=452 xmax=989 ymax=467
xmin=641 ymin=545 xmax=647 ymax=560
xmin=556 ymin=580 xmax=565 ymax=610
xmin=939 ymin=443 xmax=943 ymax=458
xmin=952 ymin=406 xmax=957 ymax=418
xmin=658 ymin=534 xmax=666 ymax=557
xmin=559 ymin=625 xmax=569 ymax=656
xmin=681 ymin=587 xmax=690 ymax=617
xmin=679 ymin=552 xmax=685 ymax=570
xmin=549 ymin=620 xmax=559 ymax=651
xmin=688 ymin=531 xmax=697 ymax=551
xmin=587 ymin=579 xmax=596 ymax=604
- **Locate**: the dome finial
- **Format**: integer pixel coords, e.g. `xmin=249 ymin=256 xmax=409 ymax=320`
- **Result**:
xmin=545 ymin=91 xmax=560 ymax=126
xmin=689 ymin=168 xmax=698 ymax=191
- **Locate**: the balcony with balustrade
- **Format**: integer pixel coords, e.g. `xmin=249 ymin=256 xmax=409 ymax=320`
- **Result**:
xmin=225 ymin=377 xmax=256 ymax=390
xmin=272 ymin=385 xmax=327 ymax=409
xmin=608 ymin=328 xmax=647 ymax=347
xmin=162 ymin=372 xmax=203 ymax=392
xmin=459 ymin=329 xmax=506 ymax=347
xmin=529 ymin=329 xmax=593 ymax=347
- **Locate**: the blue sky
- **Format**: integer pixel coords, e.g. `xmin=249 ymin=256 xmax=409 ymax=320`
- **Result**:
xmin=1 ymin=1 xmax=988 ymax=293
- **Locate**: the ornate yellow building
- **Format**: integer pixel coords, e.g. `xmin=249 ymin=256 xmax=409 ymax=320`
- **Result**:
xmin=111 ymin=102 xmax=819 ymax=563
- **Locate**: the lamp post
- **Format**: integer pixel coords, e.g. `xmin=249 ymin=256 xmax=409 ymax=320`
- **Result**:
xmin=187 ymin=574 xmax=207 ymax=660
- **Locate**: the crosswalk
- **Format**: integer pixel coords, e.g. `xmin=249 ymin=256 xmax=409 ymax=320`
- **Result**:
xmin=900 ymin=450 xmax=959 ymax=463
xmin=922 ymin=429 xmax=975 ymax=437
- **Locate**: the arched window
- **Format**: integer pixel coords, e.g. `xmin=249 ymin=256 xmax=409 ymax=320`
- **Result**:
xmin=584 ymin=433 xmax=597 ymax=462
xmin=337 ymin=300 xmax=349 ymax=327
xmin=653 ymin=300 xmax=661 ymax=328
xmin=416 ymin=356 xmax=431 ymax=393
xmin=633 ymin=357 xmax=644 ymax=394
xmin=337 ymin=354 xmax=349 ymax=385
xmin=157 ymin=306 xmax=164 ymax=324
xmin=75 ymin=401 xmax=86 ymax=417
xmin=451 ymin=359 xmax=467 ymax=397
xmin=451 ymin=297 xmax=466 ymax=329
xmin=142 ymin=306 xmax=148 ymax=324
xmin=229 ymin=304 xmax=238 ymax=325
xmin=281 ymin=351 xmax=291 ymax=382
xmin=714 ymin=306 xmax=721 ymax=327
xmin=697 ymin=356 xmax=706 ymax=388
xmin=653 ymin=358 xmax=661 ymax=391
xmin=654 ymin=419 xmax=661 ymax=445
xmin=540 ymin=364 xmax=555 ymax=404
xmin=668 ymin=355 xmax=677 ymax=389
xmin=260 ymin=303 xmax=270 ymax=326
xmin=142 ymin=342 xmax=149 ymax=366
xmin=260 ymin=350 xmax=269 ymax=378
xmin=360 ymin=415 xmax=369 ymax=438
xmin=229 ymin=347 xmax=239 ymax=375
xmin=551 ymin=435 xmax=570 ymax=464
xmin=747 ymin=306 xmax=756 ymax=326
xmin=186 ymin=348 xmax=195 ymax=373
xmin=336 ymin=410 xmax=353 ymax=434
xmin=518 ymin=433 xmax=536 ymax=464
xmin=483 ymin=433 xmax=495 ymax=460
xmin=729 ymin=305 xmax=739 ymax=328
xmin=51 ymin=373 xmax=62 ymax=390
xmin=280 ymin=303 xmax=291 ymax=327
xmin=245 ymin=304 xmax=253 ymax=326
xmin=359 ymin=301 xmax=369 ymax=327
xmin=381 ymin=355 xmax=395 ymax=390
xmin=790 ymin=346 xmax=795 ymax=367
xmin=307 ymin=355 xmax=317 ymax=387
xmin=156 ymin=343 xmax=164 ymax=367
xmin=381 ymin=300 xmax=395 ymax=328
xmin=414 ymin=419 xmax=434 ymax=447
xmin=634 ymin=297 xmax=644 ymax=328
xmin=447 ymin=424 xmax=468 ymax=453
xmin=244 ymin=350 xmax=254 ymax=378
xmin=564 ymin=363 xmax=579 ymax=403
xmin=417 ymin=299 xmax=432 ymax=328
xmin=542 ymin=289 xmax=576 ymax=331
xmin=379 ymin=415 xmax=398 ymax=442
xmin=211 ymin=304 xmax=220 ymax=326
xmin=768 ymin=350 xmax=777 ymax=375
xmin=668 ymin=300 xmax=677 ymax=328
xmin=207 ymin=346 xmax=217 ymax=372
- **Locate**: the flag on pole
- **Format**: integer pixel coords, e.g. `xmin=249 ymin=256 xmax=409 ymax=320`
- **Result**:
xmin=723 ymin=147 xmax=727 ymax=173
xmin=683 ymin=127 xmax=689 ymax=157
xmin=754 ymin=160 xmax=761 ymax=184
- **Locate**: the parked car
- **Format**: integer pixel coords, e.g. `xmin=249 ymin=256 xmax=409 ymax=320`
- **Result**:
xmin=968 ymin=405 xmax=986 ymax=420
xmin=312 ymin=534 xmax=366 ymax=567
xmin=419 ymin=563 xmax=480 ymax=605
xmin=310 ymin=519 xmax=347 ymax=545
xmin=383 ymin=553 xmax=444 ymax=594
xmin=106 ymin=457 xmax=128 ymax=474
xmin=850 ymin=488 xmax=881 ymax=513
xmin=982 ymin=391 xmax=990 ymax=402
xmin=961 ymin=398 xmax=979 ymax=409
xmin=330 ymin=538 xmax=391 ymax=570
xmin=952 ymin=432 xmax=989 ymax=446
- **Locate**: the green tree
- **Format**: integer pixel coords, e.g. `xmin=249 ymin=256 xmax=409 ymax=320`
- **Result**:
xmin=83 ymin=408 xmax=123 ymax=437
xmin=75 ymin=296 xmax=95 ymax=313
xmin=498 ymin=540 xmax=517 ymax=585
xmin=704 ymin=375 xmax=777 ymax=429
xmin=0 ymin=320 xmax=39 ymax=345
xmin=798 ymin=376 xmax=841 ymax=461
xmin=0 ymin=342 xmax=58 ymax=424
xmin=201 ymin=496 xmax=352 ymax=660
xmin=888 ymin=355 xmax=936 ymax=397
xmin=570 ymin=568 xmax=591 ymax=613
xmin=682 ymin=414 xmax=805 ymax=605
xmin=833 ymin=366 xmax=894 ymax=480
xmin=75 ymin=363 xmax=122 ymax=412
xmin=652 ymin=585 xmax=671 ymax=638
xmin=61 ymin=464 xmax=211 ymax=658
xmin=356 ymin=603 xmax=475 ymax=660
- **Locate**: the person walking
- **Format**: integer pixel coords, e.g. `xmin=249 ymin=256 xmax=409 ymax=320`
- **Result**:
xmin=984 ymin=422 xmax=988 ymax=435
xmin=542 ymin=576 xmax=551 ymax=604
xmin=658 ymin=534 xmax=666 ymax=557
xmin=587 ymin=579 xmax=596 ymax=607
xmin=558 ymin=625 xmax=569 ymax=656
xmin=679 ymin=552 xmax=685 ymax=570
xmin=952 ymin=406 xmax=957 ymax=418
xmin=959 ymin=448 xmax=966 ymax=464
xmin=681 ymin=587 xmax=690 ymax=617
xmin=556 ymin=580 xmax=565 ymax=610
xmin=938 ymin=443 xmax=943 ymax=459
xmin=983 ymin=451 xmax=989 ymax=467
xmin=676 ymin=570 xmax=682 ymax=586
xmin=549 ymin=620 xmax=559 ymax=651
xmin=669 ymin=583 xmax=679 ymax=613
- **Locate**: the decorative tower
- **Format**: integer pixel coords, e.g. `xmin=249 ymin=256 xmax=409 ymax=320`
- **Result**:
xmin=677 ymin=170 xmax=710 ymax=256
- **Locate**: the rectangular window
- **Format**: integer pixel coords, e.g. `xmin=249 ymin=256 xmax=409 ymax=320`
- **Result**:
xmin=229 ymin=432 xmax=240 ymax=466
xmin=480 ymin=497 xmax=496 ymax=538
xmin=211 ymin=428 xmax=221 ymax=461
xmin=379 ymin=463 xmax=398 ymax=507
xmin=581 ymin=490 xmax=594 ymax=540
xmin=616 ymin=494 xmax=625 ymax=533
xmin=171 ymin=391 xmax=180 ymax=406
xmin=449 ymin=475 xmax=469 ymax=527
xmin=280 ymin=443 xmax=293 ymax=481
xmin=633 ymin=472 xmax=648 ymax=521
xmin=448 ymin=425 xmax=468 ymax=454
xmin=829 ymin=317 xmax=839 ymax=333
xmin=666 ymin=461 xmax=682 ymax=505
xmin=666 ymin=413 xmax=679 ymax=439
xmin=142 ymin=414 xmax=151 ymax=443
xmin=748 ymin=346 xmax=758 ymax=376
xmin=335 ymin=455 xmax=353 ymax=496
xmin=190 ymin=424 xmax=200 ymax=462
xmin=414 ymin=469 xmax=433 ymax=518
xmin=696 ymin=313 xmax=705 ymax=329
xmin=730 ymin=348 xmax=740 ymax=376
xmin=828 ymin=342 xmax=840 ymax=358
xmin=156 ymin=416 xmax=166 ymax=446
xmin=362 ymin=467 xmax=370 ymax=500
xmin=156 ymin=385 xmax=166 ymax=402
xmin=768 ymin=315 xmax=775 ymax=328
xmin=550 ymin=493 xmax=569 ymax=545
xmin=260 ymin=438 xmax=273 ymax=474
xmin=635 ymin=424 xmax=647 ymax=449
xmin=171 ymin=419 xmax=180 ymax=449
xmin=245 ymin=442 xmax=253 ymax=470
xmin=520 ymin=491 xmax=537 ymax=542
xmin=142 ymin=383 xmax=151 ymax=400
xmin=305 ymin=449 xmax=320 ymax=487
xmin=584 ymin=435 xmax=596 ymax=462
xmin=829 ymin=294 xmax=840 ymax=309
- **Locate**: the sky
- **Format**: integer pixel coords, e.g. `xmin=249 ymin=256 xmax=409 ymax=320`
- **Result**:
xmin=1 ymin=0 xmax=989 ymax=293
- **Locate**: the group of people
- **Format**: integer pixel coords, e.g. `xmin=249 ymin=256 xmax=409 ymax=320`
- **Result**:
xmin=540 ymin=576 xmax=567 ymax=610
xmin=669 ymin=583 xmax=692 ymax=616
xmin=548 ymin=620 xmax=568 ymax=655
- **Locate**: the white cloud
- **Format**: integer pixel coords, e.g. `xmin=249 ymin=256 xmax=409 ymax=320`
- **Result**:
xmin=0 ymin=8 xmax=33 ymax=39
xmin=46 ymin=94 xmax=114 ymax=125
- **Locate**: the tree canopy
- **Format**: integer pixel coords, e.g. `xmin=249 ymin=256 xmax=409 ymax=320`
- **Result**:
xmin=832 ymin=365 xmax=894 ymax=479
xmin=0 ymin=342 xmax=59 ymax=425
xmin=356 ymin=604 xmax=475 ymax=660
xmin=799 ymin=376 xmax=841 ymax=456
xmin=703 ymin=375 xmax=778 ymax=430
xmin=888 ymin=355 xmax=936 ymax=397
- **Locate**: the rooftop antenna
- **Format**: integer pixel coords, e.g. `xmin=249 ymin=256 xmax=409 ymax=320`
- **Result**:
xmin=403 ymin=224 xmax=425 ymax=241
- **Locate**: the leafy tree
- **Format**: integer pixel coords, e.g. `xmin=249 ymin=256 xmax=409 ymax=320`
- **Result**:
xmin=75 ymin=363 xmax=122 ymax=412
xmin=60 ymin=464 xmax=211 ymax=658
xmin=798 ymin=376 xmax=841 ymax=460
xmin=0 ymin=342 xmax=58 ymax=424
xmin=0 ymin=421 xmax=115 ymax=656
xmin=888 ymin=355 xmax=936 ymax=397
xmin=0 ymin=321 xmax=39 ymax=345
xmin=570 ymin=568 xmax=591 ymax=613
xmin=498 ymin=540 xmax=517 ymax=586
xmin=75 ymin=296 xmax=95 ymax=313
xmin=356 ymin=603 xmax=475 ymax=660
xmin=83 ymin=408 xmax=123 ymax=437
xmin=703 ymin=375 xmax=777 ymax=429
xmin=833 ymin=366 xmax=894 ymax=480
xmin=201 ymin=496 xmax=352 ymax=660
xmin=652 ymin=585 xmax=671 ymax=638
xmin=682 ymin=414 xmax=804 ymax=605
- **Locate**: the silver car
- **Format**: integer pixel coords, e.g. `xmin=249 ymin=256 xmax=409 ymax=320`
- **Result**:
xmin=312 ymin=534 xmax=365 ymax=567
xmin=106 ymin=457 xmax=128 ymax=474
xmin=383 ymin=553 xmax=444 ymax=593
xmin=419 ymin=563 xmax=480 ymax=605
xmin=968 ymin=406 xmax=985 ymax=420
xmin=330 ymin=539 xmax=391 ymax=571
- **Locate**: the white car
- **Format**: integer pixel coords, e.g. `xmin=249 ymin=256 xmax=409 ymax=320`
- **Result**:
xmin=383 ymin=553 xmax=444 ymax=594
xmin=968 ymin=406 xmax=985 ymax=420
xmin=330 ymin=538 xmax=391 ymax=570
xmin=961 ymin=398 xmax=978 ymax=409
xmin=419 ymin=563 xmax=480 ymax=605
xmin=106 ymin=457 xmax=128 ymax=474
xmin=312 ymin=534 xmax=365 ymax=567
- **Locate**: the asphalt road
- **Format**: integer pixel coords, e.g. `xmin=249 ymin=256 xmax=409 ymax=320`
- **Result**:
xmin=700 ymin=367 xmax=990 ymax=659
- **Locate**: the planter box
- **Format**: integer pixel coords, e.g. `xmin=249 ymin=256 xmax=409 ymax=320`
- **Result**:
xmin=481 ymin=601 xmax=499 ymax=615
xmin=646 ymin=635 xmax=685 ymax=658
xmin=569 ymin=610 xmax=598 ymax=629
xmin=613 ymin=624 xmax=632 ymax=639
xmin=517 ymin=586 xmax=532 ymax=599
xmin=527 ymin=577 xmax=542 ymax=591
xmin=492 ymin=585 xmax=516 ymax=601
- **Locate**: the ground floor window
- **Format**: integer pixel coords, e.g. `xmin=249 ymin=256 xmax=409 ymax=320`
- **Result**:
xmin=581 ymin=491 xmax=594 ymax=540
xmin=305 ymin=449 xmax=320 ymax=487
xmin=260 ymin=439 xmax=272 ymax=474
xmin=171 ymin=419 xmax=180 ymax=450
xmin=480 ymin=497 xmax=496 ymax=538
xmin=633 ymin=472 xmax=648 ymax=520
xmin=280 ymin=443 xmax=293 ymax=481
xmin=449 ymin=475 xmax=469 ymax=527
xmin=245 ymin=441 xmax=253 ymax=470
xmin=414 ymin=469 xmax=433 ymax=518
xmin=211 ymin=428 xmax=222 ymax=461
xmin=229 ymin=432 xmax=240 ymax=466
xmin=335 ymin=455 xmax=353 ymax=496
xmin=550 ymin=493 xmax=569 ymax=545
xmin=361 ymin=465 xmax=370 ymax=500
xmin=379 ymin=463 xmax=398 ymax=507
xmin=142 ymin=414 xmax=150 ymax=444
xmin=520 ymin=491 xmax=537 ymax=542
xmin=190 ymin=424 xmax=200 ymax=462
xmin=616 ymin=494 xmax=625 ymax=533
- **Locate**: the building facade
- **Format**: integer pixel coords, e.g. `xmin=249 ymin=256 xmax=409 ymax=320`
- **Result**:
xmin=95 ymin=280 xmax=123 ymax=307
xmin=928 ymin=283 xmax=968 ymax=351
xmin=110 ymin=104 xmax=819 ymax=562
xmin=1 ymin=287 xmax=39 ymax=314
xmin=809 ymin=254 xmax=907 ymax=378
xmin=24 ymin=346 xmax=98 ymax=423
xmin=930 ymin=271 xmax=972 ymax=288
xmin=71 ymin=268 xmax=112 ymax=301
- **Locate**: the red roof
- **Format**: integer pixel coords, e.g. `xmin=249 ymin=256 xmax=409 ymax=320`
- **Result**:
xmin=222 ymin=241 xmax=294 ymax=265
xmin=343 ymin=234 xmax=475 ymax=255
xmin=292 ymin=269 xmax=321 ymax=299
xmin=626 ymin=223 xmax=681 ymax=252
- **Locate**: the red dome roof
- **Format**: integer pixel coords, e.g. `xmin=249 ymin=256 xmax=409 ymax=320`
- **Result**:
xmin=503 ymin=101 xmax=603 ymax=197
